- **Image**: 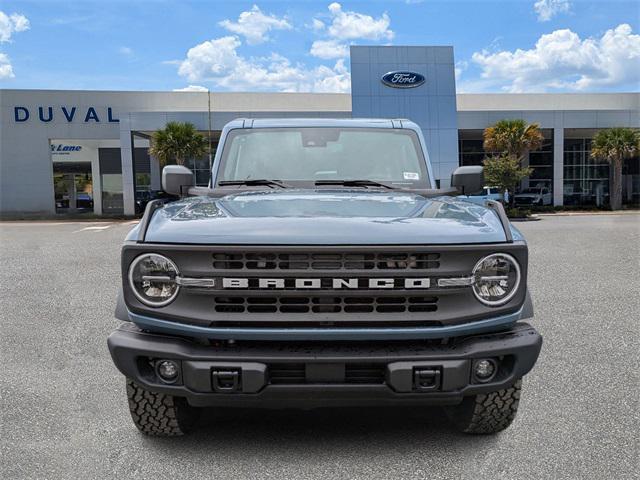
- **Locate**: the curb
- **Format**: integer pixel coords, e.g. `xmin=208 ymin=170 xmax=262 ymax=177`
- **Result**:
xmin=535 ymin=211 xmax=640 ymax=217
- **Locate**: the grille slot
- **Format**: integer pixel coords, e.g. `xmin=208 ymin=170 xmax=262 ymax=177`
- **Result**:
xmin=268 ymin=364 xmax=306 ymax=384
xmin=345 ymin=364 xmax=386 ymax=384
xmin=268 ymin=363 xmax=385 ymax=385
xmin=212 ymin=252 xmax=440 ymax=271
xmin=213 ymin=296 xmax=438 ymax=314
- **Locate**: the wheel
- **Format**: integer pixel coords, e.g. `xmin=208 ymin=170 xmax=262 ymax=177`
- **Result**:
xmin=445 ymin=379 xmax=522 ymax=434
xmin=126 ymin=379 xmax=199 ymax=436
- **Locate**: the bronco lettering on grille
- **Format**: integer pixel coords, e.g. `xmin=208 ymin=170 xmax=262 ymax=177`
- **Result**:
xmin=221 ymin=278 xmax=431 ymax=289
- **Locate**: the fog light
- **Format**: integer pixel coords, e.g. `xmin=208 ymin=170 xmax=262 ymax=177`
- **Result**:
xmin=156 ymin=360 xmax=179 ymax=383
xmin=474 ymin=359 xmax=496 ymax=382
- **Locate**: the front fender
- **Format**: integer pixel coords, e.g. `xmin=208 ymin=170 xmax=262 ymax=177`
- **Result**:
xmin=114 ymin=288 xmax=129 ymax=322
xmin=521 ymin=289 xmax=534 ymax=319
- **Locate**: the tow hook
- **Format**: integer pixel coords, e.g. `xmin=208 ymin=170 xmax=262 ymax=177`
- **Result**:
xmin=413 ymin=368 xmax=441 ymax=392
xmin=212 ymin=369 xmax=241 ymax=393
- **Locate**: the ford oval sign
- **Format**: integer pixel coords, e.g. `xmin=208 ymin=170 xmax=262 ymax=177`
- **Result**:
xmin=381 ymin=71 xmax=425 ymax=88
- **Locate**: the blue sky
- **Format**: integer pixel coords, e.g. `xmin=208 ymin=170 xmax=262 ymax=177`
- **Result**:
xmin=0 ymin=0 xmax=638 ymax=93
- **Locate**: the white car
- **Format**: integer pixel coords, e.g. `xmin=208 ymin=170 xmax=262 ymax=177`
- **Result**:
xmin=459 ymin=187 xmax=506 ymax=205
xmin=514 ymin=187 xmax=552 ymax=206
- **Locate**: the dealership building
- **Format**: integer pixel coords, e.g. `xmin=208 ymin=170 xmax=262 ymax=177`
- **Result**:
xmin=1 ymin=45 xmax=638 ymax=216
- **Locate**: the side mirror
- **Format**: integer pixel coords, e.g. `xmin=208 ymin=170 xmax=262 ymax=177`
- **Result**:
xmin=451 ymin=166 xmax=484 ymax=195
xmin=162 ymin=165 xmax=195 ymax=196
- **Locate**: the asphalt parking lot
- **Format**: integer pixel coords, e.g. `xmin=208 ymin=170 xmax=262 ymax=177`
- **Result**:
xmin=1 ymin=214 xmax=639 ymax=479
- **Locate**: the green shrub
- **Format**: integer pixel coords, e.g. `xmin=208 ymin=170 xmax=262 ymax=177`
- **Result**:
xmin=505 ymin=207 xmax=531 ymax=218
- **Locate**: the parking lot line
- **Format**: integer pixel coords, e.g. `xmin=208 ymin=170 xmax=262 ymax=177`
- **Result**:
xmin=72 ymin=225 xmax=113 ymax=233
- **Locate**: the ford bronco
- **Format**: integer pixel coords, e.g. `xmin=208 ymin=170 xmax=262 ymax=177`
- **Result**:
xmin=108 ymin=118 xmax=542 ymax=435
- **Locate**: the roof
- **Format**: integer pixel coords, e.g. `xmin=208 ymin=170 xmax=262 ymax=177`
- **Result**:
xmin=234 ymin=118 xmax=420 ymax=129
xmin=456 ymin=93 xmax=639 ymax=111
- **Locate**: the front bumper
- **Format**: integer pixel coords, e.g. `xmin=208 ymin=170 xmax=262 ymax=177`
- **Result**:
xmin=108 ymin=322 xmax=542 ymax=408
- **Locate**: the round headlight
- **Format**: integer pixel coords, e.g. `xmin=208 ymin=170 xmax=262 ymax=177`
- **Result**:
xmin=471 ymin=253 xmax=521 ymax=306
xmin=128 ymin=253 xmax=180 ymax=307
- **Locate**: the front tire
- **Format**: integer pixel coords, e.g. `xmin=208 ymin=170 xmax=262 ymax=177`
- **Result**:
xmin=445 ymin=379 xmax=522 ymax=434
xmin=126 ymin=379 xmax=199 ymax=436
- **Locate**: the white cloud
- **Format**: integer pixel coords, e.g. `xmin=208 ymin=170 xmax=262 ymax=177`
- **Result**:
xmin=178 ymin=36 xmax=242 ymax=82
xmin=533 ymin=0 xmax=570 ymax=22
xmin=177 ymin=35 xmax=350 ymax=93
xmin=312 ymin=58 xmax=351 ymax=93
xmin=119 ymin=46 xmax=134 ymax=56
xmin=454 ymin=60 xmax=468 ymax=81
xmin=0 ymin=52 xmax=14 ymax=79
xmin=324 ymin=2 xmax=393 ymax=41
xmin=309 ymin=3 xmax=393 ymax=59
xmin=310 ymin=39 xmax=348 ymax=59
xmin=311 ymin=18 xmax=325 ymax=32
xmin=176 ymin=3 xmax=397 ymax=92
xmin=0 ymin=11 xmax=30 ymax=43
xmin=219 ymin=5 xmax=291 ymax=45
xmin=471 ymin=24 xmax=640 ymax=92
xmin=173 ymin=85 xmax=209 ymax=92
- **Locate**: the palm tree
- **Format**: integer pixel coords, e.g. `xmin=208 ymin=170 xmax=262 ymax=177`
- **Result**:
xmin=482 ymin=119 xmax=544 ymax=206
xmin=148 ymin=122 xmax=208 ymax=167
xmin=483 ymin=119 xmax=544 ymax=160
xmin=590 ymin=128 xmax=640 ymax=210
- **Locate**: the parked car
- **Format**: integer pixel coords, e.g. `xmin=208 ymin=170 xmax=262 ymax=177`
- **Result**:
xmin=514 ymin=186 xmax=552 ymax=206
xmin=135 ymin=190 xmax=179 ymax=214
xmin=55 ymin=192 xmax=93 ymax=210
xmin=76 ymin=192 xmax=94 ymax=209
xmin=108 ymin=118 xmax=542 ymax=436
xmin=458 ymin=186 xmax=507 ymax=205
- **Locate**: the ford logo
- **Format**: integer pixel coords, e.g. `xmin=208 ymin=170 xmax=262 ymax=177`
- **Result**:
xmin=381 ymin=71 xmax=426 ymax=89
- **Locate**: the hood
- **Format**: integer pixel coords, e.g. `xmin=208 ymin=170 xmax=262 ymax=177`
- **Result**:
xmin=137 ymin=190 xmax=516 ymax=245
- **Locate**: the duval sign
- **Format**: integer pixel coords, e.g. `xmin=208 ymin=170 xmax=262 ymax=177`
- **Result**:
xmin=381 ymin=71 xmax=426 ymax=88
xmin=13 ymin=106 xmax=119 ymax=123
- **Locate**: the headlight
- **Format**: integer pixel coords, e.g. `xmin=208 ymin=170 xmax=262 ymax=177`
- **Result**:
xmin=472 ymin=253 xmax=521 ymax=306
xmin=128 ymin=253 xmax=180 ymax=307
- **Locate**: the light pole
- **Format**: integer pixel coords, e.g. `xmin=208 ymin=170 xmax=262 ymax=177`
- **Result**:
xmin=208 ymin=89 xmax=213 ymax=171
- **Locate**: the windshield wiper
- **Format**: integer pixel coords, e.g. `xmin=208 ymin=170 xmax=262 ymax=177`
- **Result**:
xmin=314 ymin=179 xmax=396 ymax=190
xmin=218 ymin=179 xmax=292 ymax=188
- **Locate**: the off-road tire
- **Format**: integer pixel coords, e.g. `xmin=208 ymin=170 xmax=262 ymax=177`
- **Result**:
xmin=446 ymin=379 xmax=522 ymax=434
xmin=126 ymin=379 xmax=199 ymax=436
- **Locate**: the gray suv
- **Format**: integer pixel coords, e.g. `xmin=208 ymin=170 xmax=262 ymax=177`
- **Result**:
xmin=108 ymin=118 xmax=542 ymax=435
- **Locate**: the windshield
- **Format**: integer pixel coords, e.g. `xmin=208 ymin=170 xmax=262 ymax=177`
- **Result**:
xmin=216 ymin=127 xmax=429 ymax=187
xmin=521 ymin=188 xmax=540 ymax=194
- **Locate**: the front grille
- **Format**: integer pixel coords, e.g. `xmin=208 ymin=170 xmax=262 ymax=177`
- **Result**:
xmin=268 ymin=363 xmax=385 ymax=385
xmin=269 ymin=364 xmax=306 ymax=384
xmin=126 ymin=244 xmax=528 ymax=329
xmin=213 ymin=295 xmax=438 ymax=314
xmin=213 ymin=252 xmax=440 ymax=270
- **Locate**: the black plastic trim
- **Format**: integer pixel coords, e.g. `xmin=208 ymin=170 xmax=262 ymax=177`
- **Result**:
xmin=108 ymin=322 xmax=542 ymax=408
xmin=114 ymin=288 xmax=129 ymax=322
xmin=485 ymin=200 xmax=513 ymax=243
xmin=136 ymin=199 xmax=164 ymax=243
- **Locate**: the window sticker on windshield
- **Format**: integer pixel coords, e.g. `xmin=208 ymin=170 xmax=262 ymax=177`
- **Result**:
xmin=403 ymin=172 xmax=420 ymax=180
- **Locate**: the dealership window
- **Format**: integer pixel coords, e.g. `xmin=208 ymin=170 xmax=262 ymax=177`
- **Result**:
xmin=52 ymin=162 xmax=94 ymax=214
xmin=458 ymin=130 xmax=489 ymax=167
xmin=528 ymin=130 xmax=554 ymax=191
xmin=458 ymin=129 xmax=553 ymax=194
xmin=622 ymin=153 xmax=640 ymax=206
xmin=99 ymin=148 xmax=124 ymax=214
xmin=50 ymin=141 xmax=95 ymax=214
xmin=185 ymin=155 xmax=212 ymax=186
xmin=134 ymin=148 xmax=151 ymax=192
xmin=563 ymin=137 xmax=610 ymax=206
